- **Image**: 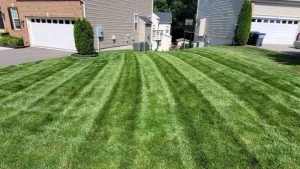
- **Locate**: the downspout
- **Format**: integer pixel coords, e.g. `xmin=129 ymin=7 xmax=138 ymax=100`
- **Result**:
xmin=80 ymin=0 xmax=86 ymax=18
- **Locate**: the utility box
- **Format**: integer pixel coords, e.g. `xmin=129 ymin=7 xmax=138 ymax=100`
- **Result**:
xmin=195 ymin=18 xmax=206 ymax=36
xmin=97 ymin=27 xmax=104 ymax=41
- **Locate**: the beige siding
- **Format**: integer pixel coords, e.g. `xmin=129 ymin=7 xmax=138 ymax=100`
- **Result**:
xmin=85 ymin=0 xmax=152 ymax=49
xmin=196 ymin=0 xmax=244 ymax=39
xmin=253 ymin=3 xmax=300 ymax=19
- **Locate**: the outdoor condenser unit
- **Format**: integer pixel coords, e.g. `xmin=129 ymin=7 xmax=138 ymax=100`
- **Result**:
xmin=133 ymin=42 xmax=142 ymax=51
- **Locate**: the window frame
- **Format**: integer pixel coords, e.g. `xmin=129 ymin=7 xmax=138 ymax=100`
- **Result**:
xmin=9 ymin=7 xmax=21 ymax=30
xmin=166 ymin=26 xmax=170 ymax=34
xmin=134 ymin=13 xmax=138 ymax=31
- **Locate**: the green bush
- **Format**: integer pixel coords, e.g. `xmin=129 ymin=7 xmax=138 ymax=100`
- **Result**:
xmin=233 ymin=0 xmax=252 ymax=46
xmin=74 ymin=18 xmax=94 ymax=55
xmin=0 ymin=36 xmax=24 ymax=46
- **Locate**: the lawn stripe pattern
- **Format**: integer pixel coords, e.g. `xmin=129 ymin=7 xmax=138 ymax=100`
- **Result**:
xmin=1 ymin=47 xmax=300 ymax=168
xmin=169 ymin=51 xmax=300 ymax=167
xmin=135 ymin=53 xmax=195 ymax=168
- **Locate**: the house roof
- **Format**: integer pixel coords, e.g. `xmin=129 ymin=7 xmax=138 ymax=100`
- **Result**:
xmin=139 ymin=16 xmax=152 ymax=24
xmin=154 ymin=12 xmax=173 ymax=24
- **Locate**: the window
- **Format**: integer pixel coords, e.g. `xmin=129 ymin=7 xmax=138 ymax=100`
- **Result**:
xmin=252 ymin=19 xmax=256 ymax=22
xmin=71 ymin=20 xmax=75 ymax=24
xmin=65 ymin=20 xmax=70 ymax=24
xmin=31 ymin=19 xmax=35 ymax=23
xmin=288 ymin=21 xmax=293 ymax=24
xmin=270 ymin=20 xmax=275 ymax=23
xmin=59 ymin=20 xmax=64 ymax=24
xmin=47 ymin=19 xmax=52 ymax=23
xmin=257 ymin=19 xmax=262 ymax=23
xmin=41 ymin=19 xmax=46 ymax=23
xmin=53 ymin=20 xmax=58 ymax=24
xmin=282 ymin=20 xmax=287 ymax=24
xmin=134 ymin=14 xmax=138 ymax=30
xmin=276 ymin=20 xmax=281 ymax=24
xmin=166 ymin=26 xmax=170 ymax=34
xmin=9 ymin=7 xmax=21 ymax=30
xmin=36 ymin=19 xmax=40 ymax=23
xmin=263 ymin=19 xmax=268 ymax=23
xmin=294 ymin=21 xmax=299 ymax=24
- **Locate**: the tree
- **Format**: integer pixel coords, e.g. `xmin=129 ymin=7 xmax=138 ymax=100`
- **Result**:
xmin=74 ymin=18 xmax=94 ymax=55
xmin=233 ymin=0 xmax=252 ymax=46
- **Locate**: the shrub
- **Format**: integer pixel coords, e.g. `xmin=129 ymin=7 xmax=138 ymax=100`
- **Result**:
xmin=74 ymin=18 xmax=94 ymax=55
xmin=233 ymin=0 xmax=252 ymax=46
xmin=0 ymin=36 xmax=24 ymax=46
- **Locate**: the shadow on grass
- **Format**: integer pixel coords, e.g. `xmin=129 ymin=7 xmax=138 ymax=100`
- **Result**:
xmin=267 ymin=51 xmax=300 ymax=65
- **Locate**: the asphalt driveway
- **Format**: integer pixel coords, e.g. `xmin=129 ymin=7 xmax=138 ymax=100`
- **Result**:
xmin=262 ymin=44 xmax=300 ymax=56
xmin=0 ymin=47 xmax=72 ymax=67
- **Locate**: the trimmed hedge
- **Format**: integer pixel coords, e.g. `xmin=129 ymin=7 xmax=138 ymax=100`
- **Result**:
xmin=233 ymin=0 xmax=252 ymax=46
xmin=74 ymin=18 xmax=94 ymax=55
xmin=0 ymin=36 xmax=24 ymax=47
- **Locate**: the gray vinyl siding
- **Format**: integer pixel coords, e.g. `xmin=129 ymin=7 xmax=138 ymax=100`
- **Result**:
xmin=253 ymin=3 xmax=300 ymax=19
xmin=196 ymin=0 xmax=244 ymax=39
xmin=85 ymin=0 xmax=152 ymax=49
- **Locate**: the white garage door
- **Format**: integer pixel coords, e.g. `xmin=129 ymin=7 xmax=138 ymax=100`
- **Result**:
xmin=251 ymin=18 xmax=299 ymax=45
xmin=28 ymin=18 xmax=76 ymax=51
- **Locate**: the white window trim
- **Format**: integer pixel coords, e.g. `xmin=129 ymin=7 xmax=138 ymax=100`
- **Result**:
xmin=10 ymin=7 xmax=21 ymax=30
xmin=134 ymin=13 xmax=138 ymax=31
xmin=166 ymin=26 xmax=170 ymax=34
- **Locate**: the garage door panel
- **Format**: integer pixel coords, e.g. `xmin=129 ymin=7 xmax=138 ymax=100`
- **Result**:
xmin=28 ymin=18 xmax=76 ymax=51
xmin=251 ymin=18 xmax=299 ymax=45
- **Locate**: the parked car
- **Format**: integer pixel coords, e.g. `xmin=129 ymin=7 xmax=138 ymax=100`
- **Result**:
xmin=294 ymin=33 xmax=300 ymax=49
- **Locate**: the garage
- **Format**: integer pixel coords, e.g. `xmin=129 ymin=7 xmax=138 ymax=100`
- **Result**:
xmin=251 ymin=18 xmax=299 ymax=45
xmin=251 ymin=2 xmax=300 ymax=45
xmin=27 ymin=18 xmax=76 ymax=51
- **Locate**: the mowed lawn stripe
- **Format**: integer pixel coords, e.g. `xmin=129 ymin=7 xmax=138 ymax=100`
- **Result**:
xmin=134 ymin=53 xmax=195 ymax=168
xmin=0 ymin=59 xmax=94 ymax=120
xmin=175 ymin=51 xmax=300 ymax=136
xmin=0 ymin=61 xmax=44 ymax=76
xmin=152 ymin=52 xmax=262 ymax=168
xmin=188 ymin=49 xmax=300 ymax=98
xmin=181 ymin=51 xmax=300 ymax=122
xmin=0 ymin=53 xmax=124 ymax=168
xmin=0 ymin=58 xmax=75 ymax=86
xmin=0 ymin=60 xmax=77 ymax=99
xmin=171 ymin=51 xmax=300 ymax=167
xmin=70 ymin=52 xmax=141 ymax=168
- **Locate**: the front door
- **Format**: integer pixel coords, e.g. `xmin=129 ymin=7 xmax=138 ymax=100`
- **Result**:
xmin=0 ymin=11 xmax=4 ymax=29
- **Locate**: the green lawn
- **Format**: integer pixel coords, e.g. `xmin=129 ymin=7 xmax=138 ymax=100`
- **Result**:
xmin=1 ymin=46 xmax=300 ymax=168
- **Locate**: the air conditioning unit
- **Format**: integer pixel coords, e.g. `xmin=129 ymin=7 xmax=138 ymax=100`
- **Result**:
xmin=195 ymin=18 xmax=206 ymax=36
xmin=133 ymin=42 xmax=142 ymax=51
xmin=133 ymin=42 xmax=149 ymax=51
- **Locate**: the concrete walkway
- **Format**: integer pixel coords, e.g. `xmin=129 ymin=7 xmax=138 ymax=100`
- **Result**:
xmin=0 ymin=47 xmax=72 ymax=67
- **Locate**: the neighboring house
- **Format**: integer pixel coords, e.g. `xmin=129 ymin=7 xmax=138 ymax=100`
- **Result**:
xmin=194 ymin=0 xmax=300 ymax=45
xmin=0 ymin=0 xmax=152 ymax=51
xmin=152 ymin=12 xmax=172 ymax=51
xmin=86 ymin=0 xmax=153 ymax=51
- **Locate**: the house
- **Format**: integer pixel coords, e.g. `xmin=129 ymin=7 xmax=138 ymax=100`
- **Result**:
xmin=194 ymin=0 xmax=300 ymax=45
xmin=152 ymin=12 xmax=172 ymax=51
xmin=0 ymin=0 xmax=152 ymax=51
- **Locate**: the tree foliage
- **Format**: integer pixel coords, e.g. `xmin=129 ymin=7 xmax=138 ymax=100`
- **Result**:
xmin=233 ymin=0 xmax=252 ymax=46
xmin=74 ymin=18 xmax=94 ymax=55
xmin=154 ymin=0 xmax=197 ymax=29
